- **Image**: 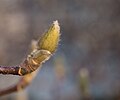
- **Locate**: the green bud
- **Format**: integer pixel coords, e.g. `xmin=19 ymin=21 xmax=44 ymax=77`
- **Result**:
xmin=38 ymin=20 xmax=60 ymax=53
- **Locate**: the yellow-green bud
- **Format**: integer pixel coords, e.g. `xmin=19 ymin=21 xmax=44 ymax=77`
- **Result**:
xmin=38 ymin=20 xmax=60 ymax=53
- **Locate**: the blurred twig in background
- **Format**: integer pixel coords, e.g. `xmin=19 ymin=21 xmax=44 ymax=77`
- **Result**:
xmin=79 ymin=68 xmax=91 ymax=100
xmin=54 ymin=55 xmax=66 ymax=81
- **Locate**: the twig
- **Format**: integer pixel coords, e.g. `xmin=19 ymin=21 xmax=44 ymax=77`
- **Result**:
xmin=0 ymin=20 xmax=60 ymax=96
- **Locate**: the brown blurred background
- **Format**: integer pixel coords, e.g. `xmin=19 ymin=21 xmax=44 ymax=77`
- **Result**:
xmin=0 ymin=0 xmax=120 ymax=100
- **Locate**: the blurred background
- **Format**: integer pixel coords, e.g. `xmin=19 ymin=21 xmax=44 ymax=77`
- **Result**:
xmin=0 ymin=0 xmax=120 ymax=100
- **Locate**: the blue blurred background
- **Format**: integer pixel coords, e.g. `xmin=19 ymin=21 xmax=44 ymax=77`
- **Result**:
xmin=0 ymin=0 xmax=120 ymax=100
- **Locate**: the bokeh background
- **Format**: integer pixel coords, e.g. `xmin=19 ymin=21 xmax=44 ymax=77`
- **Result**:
xmin=0 ymin=0 xmax=120 ymax=100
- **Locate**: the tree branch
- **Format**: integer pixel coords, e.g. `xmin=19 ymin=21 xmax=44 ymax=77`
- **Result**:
xmin=0 ymin=20 xmax=60 ymax=96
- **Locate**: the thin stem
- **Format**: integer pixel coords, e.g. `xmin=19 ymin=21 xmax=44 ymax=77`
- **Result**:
xmin=0 ymin=66 xmax=20 ymax=75
xmin=0 ymin=59 xmax=40 ymax=76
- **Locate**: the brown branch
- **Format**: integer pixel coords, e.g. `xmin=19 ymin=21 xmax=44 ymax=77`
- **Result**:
xmin=0 ymin=59 xmax=41 ymax=76
xmin=0 ymin=66 xmax=20 ymax=75
xmin=0 ymin=49 xmax=52 ymax=76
